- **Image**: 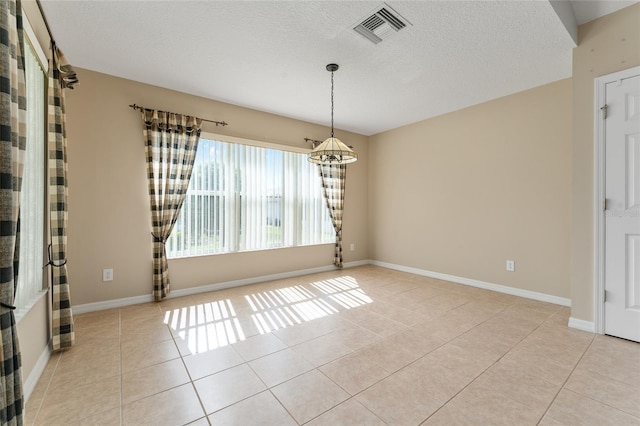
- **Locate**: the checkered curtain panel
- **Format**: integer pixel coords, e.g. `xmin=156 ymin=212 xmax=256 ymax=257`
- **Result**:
xmin=0 ymin=0 xmax=26 ymax=423
xmin=48 ymin=43 xmax=77 ymax=351
xmin=318 ymin=164 xmax=347 ymax=268
xmin=141 ymin=110 xmax=201 ymax=300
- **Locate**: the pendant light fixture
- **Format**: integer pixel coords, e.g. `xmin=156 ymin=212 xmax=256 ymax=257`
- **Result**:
xmin=308 ymin=64 xmax=358 ymax=165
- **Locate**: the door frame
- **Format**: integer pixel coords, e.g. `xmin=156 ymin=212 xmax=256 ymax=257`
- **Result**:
xmin=593 ymin=66 xmax=640 ymax=335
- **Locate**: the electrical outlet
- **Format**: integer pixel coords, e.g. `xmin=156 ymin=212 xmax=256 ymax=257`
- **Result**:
xmin=506 ymin=260 xmax=515 ymax=272
xmin=350 ymin=243 xmax=355 ymax=252
xmin=102 ymin=268 xmax=113 ymax=282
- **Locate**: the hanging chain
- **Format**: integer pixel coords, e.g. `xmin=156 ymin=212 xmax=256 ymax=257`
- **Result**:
xmin=330 ymin=70 xmax=335 ymax=138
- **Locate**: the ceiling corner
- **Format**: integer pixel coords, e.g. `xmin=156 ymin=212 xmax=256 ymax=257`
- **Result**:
xmin=549 ymin=0 xmax=578 ymax=46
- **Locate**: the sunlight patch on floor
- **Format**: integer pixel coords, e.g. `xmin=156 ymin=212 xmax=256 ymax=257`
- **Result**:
xmin=164 ymin=299 xmax=245 ymax=354
xmin=165 ymin=276 xmax=372 ymax=354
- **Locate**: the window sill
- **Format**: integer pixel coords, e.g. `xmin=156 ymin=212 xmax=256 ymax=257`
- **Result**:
xmin=168 ymin=242 xmax=335 ymax=260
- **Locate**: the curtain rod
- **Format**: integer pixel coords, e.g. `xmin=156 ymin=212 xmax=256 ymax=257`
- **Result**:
xmin=129 ymin=104 xmax=228 ymax=127
xmin=36 ymin=0 xmax=55 ymax=43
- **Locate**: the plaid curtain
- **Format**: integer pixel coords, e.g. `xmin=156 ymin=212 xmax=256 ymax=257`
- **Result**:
xmin=48 ymin=42 xmax=77 ymax=350
xmin=318 ymin=164 xmax=347 ymax=268
xmin=0 ymin=0 xmax=26 ymax=423
xmin=141 ymin=110 xmax=201 ymax=300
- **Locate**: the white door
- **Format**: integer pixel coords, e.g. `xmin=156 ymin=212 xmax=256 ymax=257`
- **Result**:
xmin=604 ymin=73 xmax=640 ymax=342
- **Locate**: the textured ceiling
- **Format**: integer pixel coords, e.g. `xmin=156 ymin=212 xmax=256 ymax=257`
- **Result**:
xmin=38 ymin=0 xmax=638 ymax=136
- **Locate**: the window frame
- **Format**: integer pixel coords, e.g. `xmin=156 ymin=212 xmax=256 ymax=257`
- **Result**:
xmin=15 ymin=14 xmax=49 ymax=322
xmin=166 ymin=132 xmax=334 ymax=259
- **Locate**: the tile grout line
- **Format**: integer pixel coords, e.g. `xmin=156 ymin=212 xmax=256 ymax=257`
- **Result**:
xmin=535 ymin=336 xmax=596 ymax=424
xmin=560 ymin=350 xmax=640 ymax=419
xmin=232 ymin=316 xmax=379 ymax=424
xmin=124 ymin=337 xmax=208 ymax=422
xmin=534 ymin=333 xmax=636 ymax=425
xmin=249 ymin=323 xmax=362 ymax=424
xmin=301 ymin=297 xmax=506 ymax=416
xmin=265 ymin=387 xmax=299 ymax=425
xmin=418 ymin=309 xmax=518 ymax=423
xmin=28 ymin=346 xmax=63 ymax=425
xmin=419 ymin=301 xmax=556 ymax=424
xmin=121 ymin=305 xmax=205 ymax=424
xmin=303 ymin=300 xmax=512 ymax=424
xmin=533 ymin=308 xmax=596 ymax=424
xmin=191 ymin=337 xmax=296 ymax=424
xmin=169 ymin=313 xmax=211 ymax=425
xmin=301 ymin=368 xmax=388 ymax=425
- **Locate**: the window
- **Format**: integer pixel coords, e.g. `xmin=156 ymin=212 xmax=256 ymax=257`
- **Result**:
xmin=15 ymin=33 xmax=47 ymax=318
xmin=167 ymin=136 xmax=334 ymax=258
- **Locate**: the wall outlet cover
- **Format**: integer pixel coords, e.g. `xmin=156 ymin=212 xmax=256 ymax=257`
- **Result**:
xmin=102 ymin=268 xmax=114 ymax=282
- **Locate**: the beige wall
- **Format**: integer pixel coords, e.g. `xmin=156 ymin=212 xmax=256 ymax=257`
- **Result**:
xmin=63 ymin=69 xmax=369 ymax=306
xmin=17 ymin=296 xmax=49 ymax=393
xmin=369 ymin=79 xmax=572 ymax=298
xmin=571 ymin=4 xmax=640 ymax=321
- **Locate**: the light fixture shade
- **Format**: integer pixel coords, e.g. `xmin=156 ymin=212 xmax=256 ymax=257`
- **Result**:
xmin=308 ymin=137 xmax=358 ymax=164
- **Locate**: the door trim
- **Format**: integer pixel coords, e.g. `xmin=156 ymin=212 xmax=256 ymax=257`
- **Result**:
xmin=593 ymin=66 xmax=640 ymax=335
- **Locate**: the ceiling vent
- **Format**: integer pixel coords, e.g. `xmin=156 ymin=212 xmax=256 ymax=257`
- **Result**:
xmin=353 ymin=4 xmax=410 ymax=44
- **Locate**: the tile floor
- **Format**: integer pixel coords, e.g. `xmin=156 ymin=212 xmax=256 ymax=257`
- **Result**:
xmin=25 ymin=265 xmax=640 ymax=425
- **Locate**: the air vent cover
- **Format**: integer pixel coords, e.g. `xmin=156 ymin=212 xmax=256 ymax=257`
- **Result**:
xmin=353 ymin=4 xmax=410 ymax=44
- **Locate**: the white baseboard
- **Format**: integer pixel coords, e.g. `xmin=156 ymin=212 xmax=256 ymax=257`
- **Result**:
xmin=370 ymin=260 xmax=572 ymax=307
xmin=73 ymin=259 xmax=573 ymax=315
xmin=72 ymin=294 xmax=154 ymax=315
xmin=73 ymin=260 xmax=368 ymax=315
xmin=568 ymin=317 xmax=596 ymax=333
xmin=342 ymin=259 xmax=371 ymax=268
xmin=24 ymin=342 xmax=51 ymax=403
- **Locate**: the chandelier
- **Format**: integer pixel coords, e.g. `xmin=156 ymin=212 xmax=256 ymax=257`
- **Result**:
xmin=308 ymin=64 xmax=358 ymax=165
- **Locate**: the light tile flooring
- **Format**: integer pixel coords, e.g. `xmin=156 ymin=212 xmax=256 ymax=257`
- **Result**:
xmin=26 ymin=266 xmax=640 ymax=425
